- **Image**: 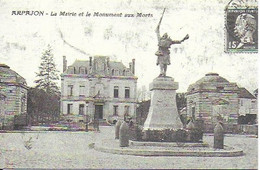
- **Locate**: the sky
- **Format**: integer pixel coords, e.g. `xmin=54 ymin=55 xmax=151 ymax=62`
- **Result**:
xmin=0 ymin=0 xmax=258 ymax=93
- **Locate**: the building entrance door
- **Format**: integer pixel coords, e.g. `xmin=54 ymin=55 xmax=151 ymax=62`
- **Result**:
xmin=95 ymin=105 xmax=103 ymax=119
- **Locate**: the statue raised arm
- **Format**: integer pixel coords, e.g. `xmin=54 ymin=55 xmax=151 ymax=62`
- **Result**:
xmin=155 ymin=9 xmax=189 ymax=77
xmin=155 ymin=8 xmax=166 ymax=42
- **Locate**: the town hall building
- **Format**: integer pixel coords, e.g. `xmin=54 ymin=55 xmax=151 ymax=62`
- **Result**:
xmin=60 ymin=56 xmax=138 ymax=123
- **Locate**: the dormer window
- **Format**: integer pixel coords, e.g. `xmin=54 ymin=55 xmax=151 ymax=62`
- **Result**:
xmin=68 ymin=66 xmax=75 ymax=74
xmin=115 ymin=70 xmax=118 ymax=76
xmin=79 ymin=67 xmax=85 ymax=74
xmin=112 ymin=69 xmax=114 ymax=76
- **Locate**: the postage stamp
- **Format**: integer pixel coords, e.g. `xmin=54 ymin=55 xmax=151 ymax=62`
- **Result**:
xmin=225 ymin=3 xmax=258 ymax=53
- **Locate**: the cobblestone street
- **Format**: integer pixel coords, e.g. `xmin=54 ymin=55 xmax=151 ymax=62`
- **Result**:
xmin=0 ymin=126 xmax=257 ymax=169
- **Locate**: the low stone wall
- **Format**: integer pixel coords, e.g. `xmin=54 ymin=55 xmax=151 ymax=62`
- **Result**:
xmin=128 ymin=124 xmax=203 ymax=143
xmin=203 ymin=123 xmax=258 ymax=135
xmin=95 ymin=139 xmax=244 ymax=157
xmin=238 ymin=124 xmax=258 ymax=135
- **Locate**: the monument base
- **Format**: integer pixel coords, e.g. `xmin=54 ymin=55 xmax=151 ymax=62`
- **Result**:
xmin=143 ymin=76 xmax=183 ymax=131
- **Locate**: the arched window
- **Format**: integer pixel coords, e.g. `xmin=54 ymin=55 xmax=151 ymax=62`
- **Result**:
xmin=68 ymin=66 xmax=75 ymax=74
xmin=79 ymin=67 xmax=85 ymax=74
xmin=122 ymin=70 xmax=126 ymax=76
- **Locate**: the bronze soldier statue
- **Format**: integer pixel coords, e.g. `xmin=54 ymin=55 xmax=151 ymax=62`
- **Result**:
xmin=155 ymin=8 xmax=189 ymax=77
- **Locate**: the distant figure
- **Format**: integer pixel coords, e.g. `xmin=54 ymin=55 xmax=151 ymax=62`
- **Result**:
xmin=234 ymin=13 xmax=256 ymax=49
xmin=93 ymin=115 xmax=100 ymax=132
xmin=155 ymin=8 xmax=189 ymax=77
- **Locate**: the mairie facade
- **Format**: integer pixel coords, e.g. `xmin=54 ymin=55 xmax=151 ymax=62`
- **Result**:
xmin=60 ymin=56 xmax=138 ymax=123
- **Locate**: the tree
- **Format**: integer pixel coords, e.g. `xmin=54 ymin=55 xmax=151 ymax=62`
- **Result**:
xmin=137 ymin=85 xmax=151 ymax=102
xmin=31 ymin=45 xmax=60 ymax=125
xmin=35 ymin=45 xmax=59 ymax=94
xmin=27 ymin=88 xmax=60 ymax=125
xmin=176 ymin=93 xmax=187 ymax=111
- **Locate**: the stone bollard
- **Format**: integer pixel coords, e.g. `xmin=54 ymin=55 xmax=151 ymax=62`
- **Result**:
xmin=119 ymin=121 xmax=129 ymax=147
xmin=94 ymin=119 xmax=100 ymax=131
xmin=85 ymin=123 xmax=88 ymax=132
xmin=186 ymin=120 xmax=195 ymax=141
xmin=115 ymin=120 xmax=122 ymax=139
xmin=187 ymin=120 xmax=195 ymax=130
xmin=214 ymin=122 xmax=224 ymax=149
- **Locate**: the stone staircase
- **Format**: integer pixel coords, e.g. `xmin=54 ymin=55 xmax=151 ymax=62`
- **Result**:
xmin=88 ymin=119 xmax=112 ymax=127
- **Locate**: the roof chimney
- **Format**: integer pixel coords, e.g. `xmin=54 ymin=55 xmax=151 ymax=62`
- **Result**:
xmin=107 ymin=57 xmax=110 ymax=66
xmin=89 ymin=56 xmax=92 ymax=66
xmin=132 ymin=59 xmax=135 ymax=75
xmin=63 ymin=56 xmax=67 ymax=72
xmin=129 ymin=62 xmax=132 ymax=72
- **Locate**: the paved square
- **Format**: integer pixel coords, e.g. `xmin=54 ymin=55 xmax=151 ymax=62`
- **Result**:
xmin=0 ymin=126 xmax=257 ymax=169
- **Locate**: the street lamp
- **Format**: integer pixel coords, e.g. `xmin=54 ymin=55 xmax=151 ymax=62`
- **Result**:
xmin=85 ymin=103 xmax=89 ymax=132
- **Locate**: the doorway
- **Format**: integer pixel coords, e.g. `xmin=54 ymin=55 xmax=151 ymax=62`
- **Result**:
xmin=192 ymin=106 xmax=195 ymax=120
xmin=95 ymin=105 xmax=103 ymax=119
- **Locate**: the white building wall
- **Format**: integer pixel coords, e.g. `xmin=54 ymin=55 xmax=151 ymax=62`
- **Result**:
xmin=107 ymin=102 xmax=135 ymax=117
xmin=61 ymin=75 xmax=137 ymax=122
xmin=239 ymin=98 xmax=257 ymax=116
xmin=63 ymin=77 xmax=90 ymax=97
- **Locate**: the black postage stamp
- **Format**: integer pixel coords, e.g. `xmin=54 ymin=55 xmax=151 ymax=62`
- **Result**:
xmin=225 ymin=3 xmax=258 ymax=53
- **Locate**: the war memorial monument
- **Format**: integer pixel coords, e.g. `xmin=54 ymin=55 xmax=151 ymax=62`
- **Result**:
xmin=94 ymin=9 xmax=244 ymax=157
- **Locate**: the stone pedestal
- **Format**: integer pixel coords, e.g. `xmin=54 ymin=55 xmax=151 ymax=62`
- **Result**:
xmin=143 ymin=76 xmax=183 ymax=130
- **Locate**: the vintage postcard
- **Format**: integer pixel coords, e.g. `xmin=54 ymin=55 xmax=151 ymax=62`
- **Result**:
xmin=0 ymin=0 xmax=258 ymax=169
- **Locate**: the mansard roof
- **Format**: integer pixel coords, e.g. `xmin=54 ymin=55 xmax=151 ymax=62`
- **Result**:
xmin=71 ymin=60 xmax=90 ymax=68
xmin=68 ymin=60 xmax=128 ymax=71
xmin=64 ymin=56 xmax=134 ymax=77
xmin=0 ymin=64 xmax=27 ymax=85
xmin=238 ymin=87 xmax=256 ymax=99
xmin=68 ymin=59 xmax=128 ymax=68
xmin=195 ymin=73 xmax=229 ymax=84
xmin=109 ymin=61 xmax=127 ymax=70
xmin=187 ymin=73 xmax=238 ymax=94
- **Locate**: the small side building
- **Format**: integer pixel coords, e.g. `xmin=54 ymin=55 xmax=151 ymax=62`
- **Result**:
xmin=187 ymin=73 xmax=258 ymax=133
xmin=0 ymin=64 xmax=28 ymax=129
xmin=0 ymin=93 xmax=6 ymax=127
xmin=238 ymin=87 xmax=257 ymax=124
xmin=186 ymin=73 xmax=240 ymax=131
xmin=60 ymin=56 xmax=138 ymax=123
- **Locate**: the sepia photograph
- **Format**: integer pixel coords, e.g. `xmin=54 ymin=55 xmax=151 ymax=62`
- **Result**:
xmin=0 ymin=0 xmax=258 ymax=169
